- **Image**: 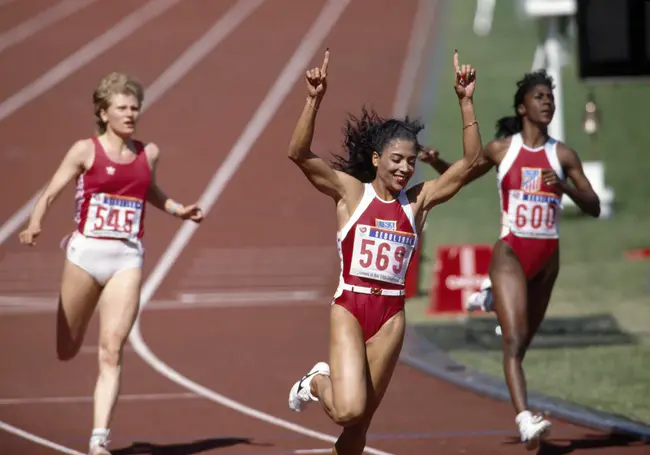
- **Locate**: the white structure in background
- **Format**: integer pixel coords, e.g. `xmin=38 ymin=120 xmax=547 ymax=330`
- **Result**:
xmin=474 ymin=0 xmax=614 ymax=218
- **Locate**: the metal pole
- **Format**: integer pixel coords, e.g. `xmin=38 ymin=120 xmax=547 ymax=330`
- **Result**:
xmin=545 ymin=16 xmax=564 ymax=141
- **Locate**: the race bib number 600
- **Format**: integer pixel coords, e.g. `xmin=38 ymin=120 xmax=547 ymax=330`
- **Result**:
xmin=508 ymin=190 xmax=560 ymax=239
xmin=83 ymin=193 xmax=143 ymax=240
xmin=349 ymin=225 xmax=417 ymax=285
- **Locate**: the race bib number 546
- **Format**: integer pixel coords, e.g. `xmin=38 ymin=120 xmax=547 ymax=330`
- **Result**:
xmin=83 ymin=193 xmax=143 ymax=240
xmin=349 ymin=225 xmax=417 ymax=285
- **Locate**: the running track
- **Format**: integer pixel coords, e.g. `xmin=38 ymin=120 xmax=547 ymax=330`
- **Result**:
xmin=0 ymin=1 xmax=646 ymax=454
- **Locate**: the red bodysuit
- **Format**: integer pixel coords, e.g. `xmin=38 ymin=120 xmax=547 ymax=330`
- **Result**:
xmin=333 ymin=183 xmax=418 ymax=341
xmin=498 ymin=133 xmax=564 ymax=279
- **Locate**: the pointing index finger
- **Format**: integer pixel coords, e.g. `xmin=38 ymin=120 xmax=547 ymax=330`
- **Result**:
xmin=453 ymin=48 xmax=459 ymax=72
xmin=321 ymin=48 xmax=330 ymax=74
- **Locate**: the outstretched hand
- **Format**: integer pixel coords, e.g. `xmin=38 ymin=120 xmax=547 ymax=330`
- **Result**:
xmin=453 ymin=49 xmax=476 ymax=100
xmin=305 ymin=49 xmax=329 ymax=99
xmin=176 ymin=203 xmax=204 ymax=223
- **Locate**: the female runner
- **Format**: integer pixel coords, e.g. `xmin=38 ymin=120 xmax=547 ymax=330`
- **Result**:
xmin=420 ymin=69 xmax=600 ymax=450
xmin=19 ymin=72 xmax=204 ymax=455
xmin=286 ymin=49 xmax=482 ymax=454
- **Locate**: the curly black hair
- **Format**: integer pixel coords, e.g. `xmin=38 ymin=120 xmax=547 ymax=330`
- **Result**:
xmin=331 ymin=107 xmax=424 ymax=183
xmin=495 ymin=69 xmax=555 ymax=139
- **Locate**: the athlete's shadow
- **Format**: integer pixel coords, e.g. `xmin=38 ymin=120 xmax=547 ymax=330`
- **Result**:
xmin=534 ymin=432 xmax=648 ymax=454
xmin=111 ymin=436 xmax=264 ymax=454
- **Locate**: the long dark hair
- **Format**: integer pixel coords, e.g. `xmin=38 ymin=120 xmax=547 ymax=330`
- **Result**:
xmin=495 ymin=69 xmax=554 ymax=139
xmin=331 ymin=107 xmax=424 ymax=183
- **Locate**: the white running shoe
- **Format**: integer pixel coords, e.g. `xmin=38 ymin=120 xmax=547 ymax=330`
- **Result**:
xmin=288 ymin=362 xmax=330 ymax=412
xmin=466 ymin=278 xmax=494 ymax=313
xmin=516 ymin=410 xmax=551 ymax=450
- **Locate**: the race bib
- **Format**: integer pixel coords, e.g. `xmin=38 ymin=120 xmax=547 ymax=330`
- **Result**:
xmin=349 ymin=224 xmax=417 ymax=285
xmin=83 ymin=193 xmax=143 ymax=240
xmin=507 ymin=190 xmax=560 ymax=239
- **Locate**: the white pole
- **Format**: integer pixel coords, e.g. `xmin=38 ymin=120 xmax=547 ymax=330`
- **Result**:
xmin=545 ymin=16 xmax=564 ymax=141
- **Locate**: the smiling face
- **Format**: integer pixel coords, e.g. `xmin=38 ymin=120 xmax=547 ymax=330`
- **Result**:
xmin=372 ymin=139 xmax=417 ymax=193
xmin=99 ymin=93 xmax=141 ymax=137
xmin=519 ymin=83 xmax=555 ymax=126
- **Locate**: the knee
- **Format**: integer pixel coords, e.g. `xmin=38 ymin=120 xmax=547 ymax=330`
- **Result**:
xmin=332 ymin=402 xmax=366 ymax=427
xmin=501 ymin=330 xmax=528 ymax=360
xmin=98 ymin=337 xmax=125 ymax=369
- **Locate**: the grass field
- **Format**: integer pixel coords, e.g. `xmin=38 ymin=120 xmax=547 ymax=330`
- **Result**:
xmin=406 ymin=0 xmax=650 ymax=424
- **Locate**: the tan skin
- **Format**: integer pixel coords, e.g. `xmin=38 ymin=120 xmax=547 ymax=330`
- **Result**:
xmin=18 ymin=92 xmax=203 ymax=447
xmin=420 ymin=83 xmax=600 ymax=417
xmin=288 ymin=49 xmax=483 ymax=454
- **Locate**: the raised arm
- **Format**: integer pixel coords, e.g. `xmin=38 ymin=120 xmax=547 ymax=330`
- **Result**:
xmin=413 ymin=51 xmax=485 ymax=211
xmin=542 ymin=143 xmax=601 ymax=217
xmin=145 ymin=142 xmax=203 ymax=222
xmin=19 ymin=139 xmax=91 ymax=246
xmin=288 ymin=49 xmax=353 ymax=202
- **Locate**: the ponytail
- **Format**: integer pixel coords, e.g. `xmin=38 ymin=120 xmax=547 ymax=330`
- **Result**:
xmin=495 ymin=115 xmax=522 ymax=139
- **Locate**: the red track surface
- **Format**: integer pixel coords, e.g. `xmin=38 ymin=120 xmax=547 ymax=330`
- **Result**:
xmin=0 ymin=1 xmax=647 ymax=454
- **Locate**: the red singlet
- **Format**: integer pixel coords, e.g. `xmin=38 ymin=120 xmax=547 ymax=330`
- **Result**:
xmin=332 ymin=183 xmax=418 ymax=341
xmin=497 ymin=133 xmax=564 ymax=279
xmin=74 ymin=137 xmax=151 ymax=242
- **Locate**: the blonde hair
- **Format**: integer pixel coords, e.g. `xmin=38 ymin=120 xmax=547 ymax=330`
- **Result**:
xmin=92 ymin=72 xmax=144 ymax=134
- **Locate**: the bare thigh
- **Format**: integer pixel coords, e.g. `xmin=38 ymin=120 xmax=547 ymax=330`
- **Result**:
xmin=489 ymin=240 xmax=529 ymax=354
xmin=363 ymin=309 xmax=406 ymax=419
xmin=98 ymin=267 xmax=143 ymax=354
xmin=525 ymin=249 xmax=559 ymax=347
xmin=329 ymin=304 xmax=368 ymax=422
xmin=57 ymin=259 xmax=102 ymax=360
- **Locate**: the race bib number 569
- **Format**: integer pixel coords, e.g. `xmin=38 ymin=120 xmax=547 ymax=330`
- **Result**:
xmin=83 ymin=193 xmax=143 ymax=240
xmin=349 ymin=225 xmax=417 ymax=285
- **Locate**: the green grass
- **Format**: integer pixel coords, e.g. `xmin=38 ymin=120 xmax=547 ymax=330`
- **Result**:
xmin=406 ymin=0 xmax=650 ymax=424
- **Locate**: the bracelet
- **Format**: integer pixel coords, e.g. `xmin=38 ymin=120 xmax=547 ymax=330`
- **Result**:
xmin=306 ymin=97 xmax=319 ymax=111
xmin=168 ymin=201 xmax=182 ymax=215
xmin=463 ymin=121 xmax=478 ymax=130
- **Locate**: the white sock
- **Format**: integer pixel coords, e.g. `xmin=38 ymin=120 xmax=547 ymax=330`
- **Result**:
xmin=516 ymin=410 xmax=533 ymax=425
xmin=90 ymin=428 xmax=110 ymax=449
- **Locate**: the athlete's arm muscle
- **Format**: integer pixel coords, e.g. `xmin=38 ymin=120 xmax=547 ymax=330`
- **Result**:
xmin=414 ymin=98 xmax=485 ymax=211
xmin=27 ymin=139 xmax=90 ymax=230
xmin=287 ymin=50 xmax=362 ymax=204
xmin=146 ymin=143 xmax=203 ymax=222
xmin=554 ymin=143 xmax=601 ymax=217
xmin=420 ymin=140 xmax=500 ymax=186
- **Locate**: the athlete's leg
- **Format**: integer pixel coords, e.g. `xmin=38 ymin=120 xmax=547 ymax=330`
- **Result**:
xmin=524 ymin=248 xmax=559 ymax=349
xmin=311 ymin=303 xmax=368 ymax=427
xmin=57 ymin=259 xmax=102 ymax=360
xmin=90 ymin=266 xmax=142 ymax=452
xmin=329 ymin=310 xmax=405 ymax=455
xmin=489 ymin=240 xmax=530 ymax=414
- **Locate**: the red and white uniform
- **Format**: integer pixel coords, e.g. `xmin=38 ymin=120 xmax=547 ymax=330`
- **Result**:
xmin=75 ymin=137 xmax=151 ymax=241
xmin=332 ymin=183 xmax=418 ymax=341
xmin=497 ymin=133 xmax=564 ymax=279
xmin=65 ymin=137 xmax=151 ymax=285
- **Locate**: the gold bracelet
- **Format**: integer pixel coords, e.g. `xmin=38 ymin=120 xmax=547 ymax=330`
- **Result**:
xmin=463 ymin=121 xmax=478 ymax=130
xmin=306 ymin=98 xmax=319 ymax=111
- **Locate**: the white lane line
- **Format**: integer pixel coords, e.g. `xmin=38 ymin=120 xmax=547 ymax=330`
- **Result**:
xmin=0 ymin=0 xmax=266 ymax=247
xmin=0 ymin=1 xmax=264 ymax=453
xmin=0 ymin=0 xmax=183 ymax=122
xmin=0 ymin=392 xmax=197 ymax=406
xmin=0 ymin=0 xmax=185 ymax=246
xmin=0 ymin=421 xmax=84 ymax=455
xmin=391 ymin=0 xmax=439 ymax=118
xmin=0 ymin=0 xmax=99 ymax=55
xmin=128 ymin=1 xmax=391 ymax=454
